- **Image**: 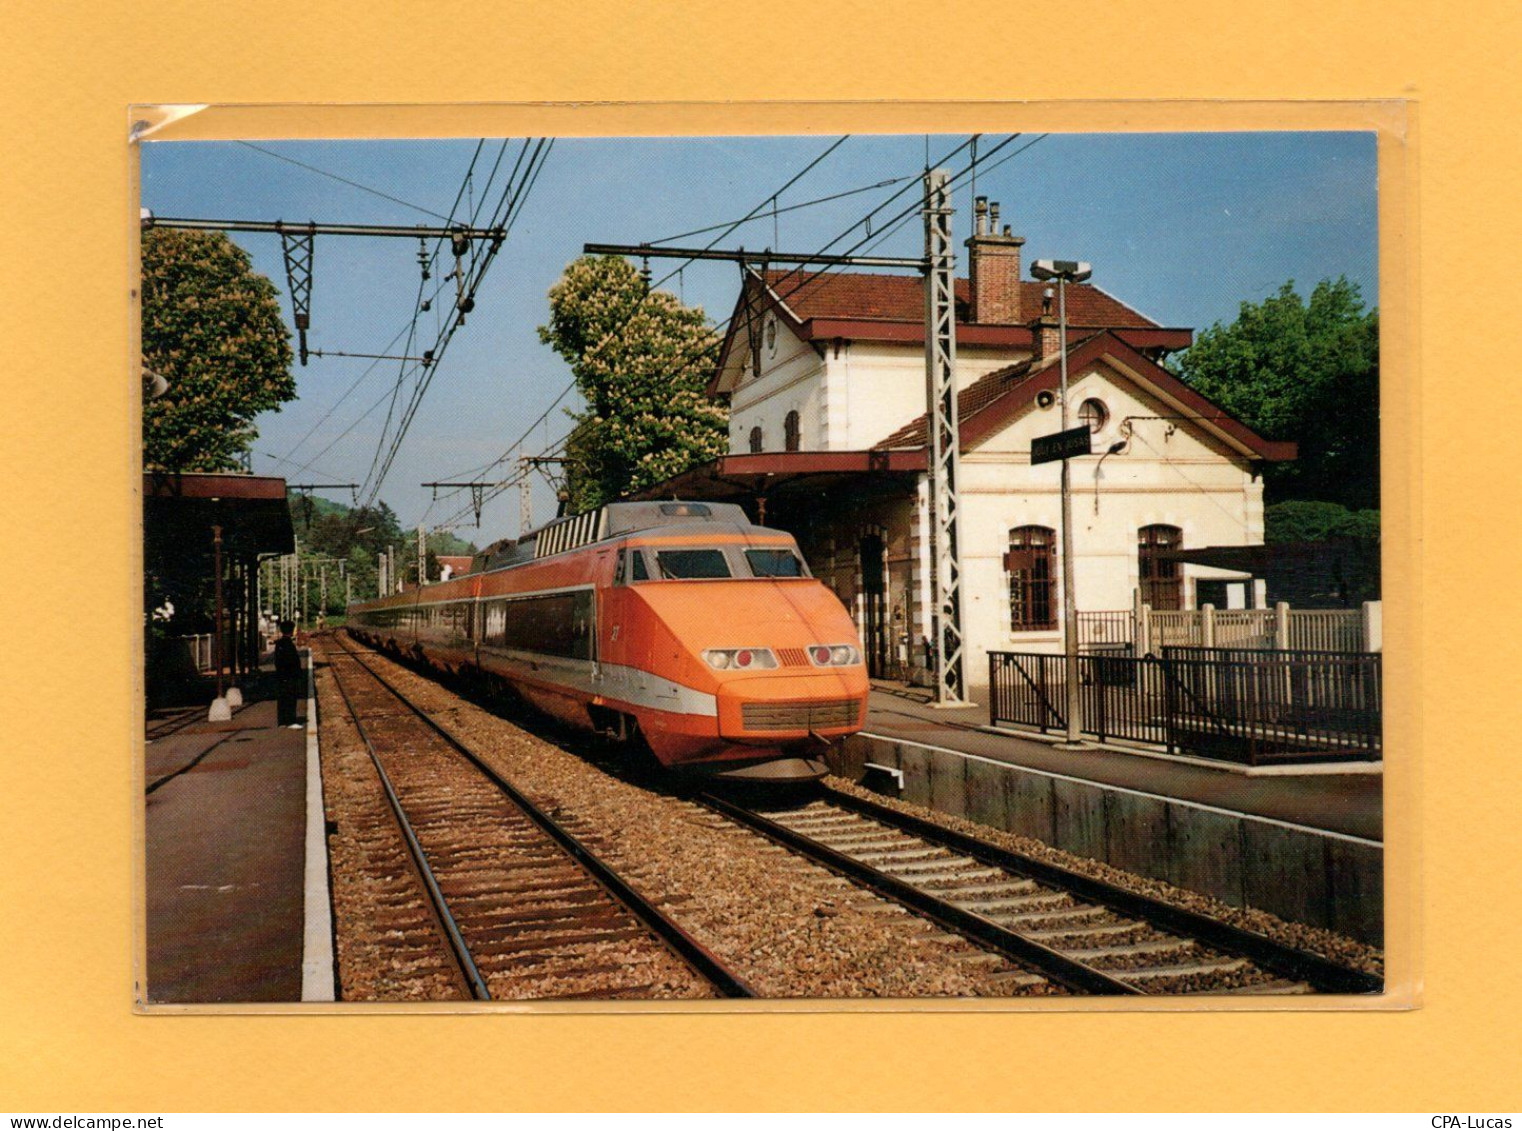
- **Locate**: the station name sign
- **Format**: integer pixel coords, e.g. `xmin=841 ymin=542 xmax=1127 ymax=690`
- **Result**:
xmin=1031 ymin=425 xmax=1093 ymax=466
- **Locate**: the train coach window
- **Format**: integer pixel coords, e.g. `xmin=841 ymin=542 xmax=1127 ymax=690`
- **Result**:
xmin=631 ymin=550 xmax=649 ymax=581
xmin=745 ymin=549 xmax=806 ymax=577
xmin=656 ymin=549 xmax=731 ymax=579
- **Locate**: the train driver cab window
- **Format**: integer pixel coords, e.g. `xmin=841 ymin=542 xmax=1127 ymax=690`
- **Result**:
xmin=614 ymin=548 xmax=651 ymax=585
xmin=745 ymin=548 xmax=806 ymax=577
xmin=655 ymin=549 xmax=731 ymax=579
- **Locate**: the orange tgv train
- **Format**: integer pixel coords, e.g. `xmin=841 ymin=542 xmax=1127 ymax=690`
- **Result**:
xmin=346 ymin=501 xmax=869 ymax=782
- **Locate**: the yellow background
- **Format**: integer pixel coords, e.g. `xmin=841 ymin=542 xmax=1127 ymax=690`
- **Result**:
xmin=0 ymin=0 xmax=1514 ymax=1111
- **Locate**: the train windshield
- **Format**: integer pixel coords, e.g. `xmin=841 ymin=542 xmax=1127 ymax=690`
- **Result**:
xmin=655 ymin=549 xmax=731 ymax=579
xmin=745 ymin=549 xmax=806 ymax=577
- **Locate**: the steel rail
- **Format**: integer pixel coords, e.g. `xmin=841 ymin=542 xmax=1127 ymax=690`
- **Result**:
xmin=819 ymin=784 xmax=1382 ymax=995
xmin=331 ymin=635 xmax=757 ymax=999
xmin=697 ymin=791 xmax=1138 ymax=996
xmin=325 ymin=651 xmax=493 ymax=1001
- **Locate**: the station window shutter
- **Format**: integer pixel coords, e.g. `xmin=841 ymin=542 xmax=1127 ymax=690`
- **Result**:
xmin=1006 ymin=526 xmax=1057 ymax=631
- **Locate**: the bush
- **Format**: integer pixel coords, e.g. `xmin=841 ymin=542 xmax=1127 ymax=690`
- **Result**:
xmin=1265 ymin=500 xmax=1380 ymax=543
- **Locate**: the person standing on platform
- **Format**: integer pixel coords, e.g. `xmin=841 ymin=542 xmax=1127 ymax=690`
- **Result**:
xmin=273 ymin=620 xmax=303 ymax=729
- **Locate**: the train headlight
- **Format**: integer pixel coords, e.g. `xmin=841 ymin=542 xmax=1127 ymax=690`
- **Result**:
xmin=702 ymin=648 xmax=779 ymax=670
xmin=808 ymin=643 xmax=862 ymax=666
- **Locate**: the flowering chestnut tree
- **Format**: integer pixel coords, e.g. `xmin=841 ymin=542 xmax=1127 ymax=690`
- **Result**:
xmin=142 ymin=228 xmax=296 ymax=471
xmin=539 ymin=255 xmax=728 ymax=511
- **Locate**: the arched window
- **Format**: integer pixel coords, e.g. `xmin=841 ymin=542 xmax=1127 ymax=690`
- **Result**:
xmin=1005 ymin=526 xmax=1056 ymax=631
xmin=784 ymin=410 xmax=801 ymax=452
xmin=749 ymin=426 xmax=764 ymax=454
xmin=1139 ymin=524 xmax=1183 ymax=610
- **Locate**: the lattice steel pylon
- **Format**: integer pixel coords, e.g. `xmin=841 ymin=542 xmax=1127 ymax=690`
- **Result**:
xmin=922 ymin=168 xmax=967 ymax=704
xmin=279 ymin=223 xmax=316 ymax=365
xmin=519 ymin=457 xmax=533 ymax=535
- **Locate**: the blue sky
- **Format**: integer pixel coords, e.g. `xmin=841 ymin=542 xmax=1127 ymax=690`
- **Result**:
xmin=140 ymin=131 xmax=1377 ymax=539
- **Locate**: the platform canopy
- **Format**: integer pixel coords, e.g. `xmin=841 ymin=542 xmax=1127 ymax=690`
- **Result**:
xmin=143 ymin=471 xmax=295 ymax=559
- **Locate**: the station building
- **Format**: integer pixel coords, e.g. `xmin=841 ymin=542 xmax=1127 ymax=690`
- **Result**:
xmin=635 ymin=203 xmax=1296 ymax=690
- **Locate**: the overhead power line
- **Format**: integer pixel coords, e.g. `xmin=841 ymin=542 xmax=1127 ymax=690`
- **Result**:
xmin=359 ymin=138 xmax=555 ymax=509
xmin=426 ymin=136 xmax=859 ymax=524
xmin=145 ymin=214 xmax=511 ymax=365
xmin=646 ymin=175 xmax=914 ymax=245
xmin=145 ymin=217 xmax=509 ymax=239
xmin=432 ymin=135 xmax=1003 ymax=533
xmin=234 ymin=142 xmax=456 ymax=222
xmin=418 ymin=133 xmax=1037 ymax=538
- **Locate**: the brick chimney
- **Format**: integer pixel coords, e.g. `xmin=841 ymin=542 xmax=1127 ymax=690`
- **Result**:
xmin=964 ymin=196 xmax=1026 ymax=324
xmin=1030 ymin=284 xmax=1062 ymax=361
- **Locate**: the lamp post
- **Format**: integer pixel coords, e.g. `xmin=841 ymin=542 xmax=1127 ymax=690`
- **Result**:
xmin=1030 ymin=259 xmax=1092 ymax=748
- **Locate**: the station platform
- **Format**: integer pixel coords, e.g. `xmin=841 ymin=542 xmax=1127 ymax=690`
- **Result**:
xmin=863 ymin=683 xmax=1382 ymax=841
xmin=852 ymin=683 xmax=1384 ymax=944
xmin=143 ymin=663 xmax=324 ymax=1004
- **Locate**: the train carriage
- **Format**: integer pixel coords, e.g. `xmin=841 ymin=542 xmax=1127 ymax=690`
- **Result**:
xmin=348 ymin=501 xmax=869 ymax=781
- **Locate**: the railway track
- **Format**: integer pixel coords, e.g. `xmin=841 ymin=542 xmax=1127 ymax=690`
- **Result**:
xmin=321 ymin=636 xmax=754 ymax=1001
xmin=702 ymin=786 xmax=1381 ymax=997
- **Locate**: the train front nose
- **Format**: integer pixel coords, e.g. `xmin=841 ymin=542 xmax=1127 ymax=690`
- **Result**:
xmin=714 ymin=671 xmax=868 ymax=743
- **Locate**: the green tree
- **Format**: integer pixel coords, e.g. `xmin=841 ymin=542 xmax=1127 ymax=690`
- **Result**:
xmin=142 ymin=229 xmax=296 ymax=471
xmin=538 ymin=255 xmax=729 ymax=511
xmin=1265 ymin=500 xmax=1381 ymax=543
xmin=1169 ymin=278 xmax=1378 ymax=508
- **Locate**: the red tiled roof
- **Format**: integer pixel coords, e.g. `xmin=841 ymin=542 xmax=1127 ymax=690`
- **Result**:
xmin=762 ymin=269 xmax=1157 ymax=329
xmin=436 ymin=555 xmax=474 ymax=575
xmin=874 ymin=357 xmax=1042 ymax=450
xmin=872 ymin=331 xmax=1296 ymax=462
xmin=710 ymin=268 xmax=1188 ymax=396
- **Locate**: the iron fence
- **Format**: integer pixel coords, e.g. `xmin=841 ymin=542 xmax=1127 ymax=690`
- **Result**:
xmin=988 ymin=647 xmax=1381 ymax=765
xmin=1076 ymin=610 xmax=1133 ymax=650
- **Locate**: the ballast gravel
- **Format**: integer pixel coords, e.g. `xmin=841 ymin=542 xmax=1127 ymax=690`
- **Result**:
xmin=314 ymin=662 xmax=468 ymax=1001
xmin=340 ymin=646 xmax=1058 ymax=998
xmin=824 ymin=776 xmax=1385 ymax=979
xmin=323 ymin=635 xmax=1382 ymax=998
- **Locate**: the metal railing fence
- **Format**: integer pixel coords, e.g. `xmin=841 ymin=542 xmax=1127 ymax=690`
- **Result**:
xmin=1076 ymin=610 xmax=1133 ymax=650
xmin=988 ymin=648 xmax=1381 ymax=766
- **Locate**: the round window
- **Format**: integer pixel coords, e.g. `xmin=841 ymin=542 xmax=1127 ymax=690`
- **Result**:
xmin=1079 ymin=398 xmax=1109 ymax=434
xmin=765 ymin=317 xmax=777 ymax=352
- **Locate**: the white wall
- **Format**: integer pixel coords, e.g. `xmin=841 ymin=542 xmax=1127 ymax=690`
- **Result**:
xmin=726 ymin=313 xmax=826 ymax=452
xmin=951 ymin=359 xmax=1262 ymax=675
xmin=821 ymin=340 xmax=1032 ymax=450
xmin=723 ymin=325 xmax=1267 ymax=688
xmin=727 ymin=325 xmax=1032 ymax=453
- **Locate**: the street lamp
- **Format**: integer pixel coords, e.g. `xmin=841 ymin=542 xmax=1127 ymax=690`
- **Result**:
xmin=1030 ymin=259 xmax=1092 ymax=748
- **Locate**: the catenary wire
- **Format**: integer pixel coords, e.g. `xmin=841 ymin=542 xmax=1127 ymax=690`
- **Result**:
xmin=430 ymin=136 xmax=1010 ymax=530
xmin=235 ymin=141 xmax=456 ymax=222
